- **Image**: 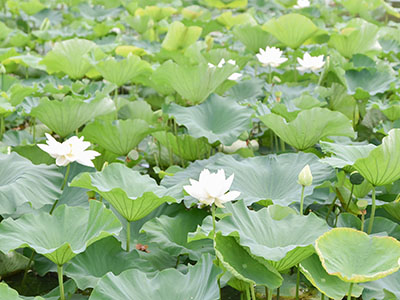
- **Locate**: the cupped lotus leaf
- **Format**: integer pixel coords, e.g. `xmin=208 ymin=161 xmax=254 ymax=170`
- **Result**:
xmin=0 ymin=201 xmax=122 ymax=266
xmin=64 ymin=236 xmax=154 ymax=290
xmin=328 ymin=20 xmax=380 ymax=58
xmin=300 ymin=254 xmax=363 ymax=300
xmin=215 ymin=234 xmax=282 ymax=289
xmin=166 ymin=95 xmax=252 ymax=145
xmin=361 ymin=271 xmax=400 ymax=300
xmin=259 ymin=108 xmax=355 ymax=151
xmin=383 ymin=202 xmax=400 ymax=222
xmin=30 ymin=96 xmax=115 ymax=137
xmin=40 ymin=38 xmax=97 ymax=79
xmin=0 ymin=282 xmax=44 ymax=300
xmin=233 ymin=24 xmax=278 ymax=53
xmin=70 ymin=163 xmax=176 ymax=222
xmin=95 ymin=54 xmax=151 ymax=87
xmin=345 ymin=67 xmax=396 ymax=96
xmin=81 ymin=119 xmax=159 ymax=156
xmin=154 ymin=61 xmax=238 ymax=105
xmin=263 ymin=14 xmax=318 ymax=49
xmin=353 ymin=129 xmax=400 ymax=186
xmin=191 ymin=201 xmax=329 ymax=271
xmin=0 ymin=153 xmax=62 ymax=216
xmin=161 ymin=21 xmax=202 ymax=51
xmin=135 ymin=6 xmax=177 ymax=21
xmin=89 ymin=254 xmax=221 ymax=300
xmin=320 ymin=141 xmax=376 ymax=168
xmin=315 ymin=228 xmax=400 ymax=282
xmin=152 ymin=131 xmax=211 ymax=161
xmin=162 ymin=152 xmax=334 ymax=206
xmin=141 ymin=209 xmax=213 ymax=260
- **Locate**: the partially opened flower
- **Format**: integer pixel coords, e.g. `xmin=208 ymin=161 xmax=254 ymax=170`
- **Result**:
xmin=294 ymin=0 xmax=311 ymax=9
xmin=256 ymin=46 xmax=288 ymax=68
xmin=38 ymin=133 xmax=100 ymax=167
xmin=183 ymin=169 xmax=240 ymax=208
xmin=297 ymin=52 xmax=325 ymax=73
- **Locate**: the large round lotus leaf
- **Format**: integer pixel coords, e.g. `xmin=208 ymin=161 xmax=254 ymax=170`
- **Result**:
xmin=40 ymin=38 xmax=97 ymax=79
xmin=315 ymin=228 xmax=400 ymax=283
xmin=96 ymin=54 xmax=151 ymax=87
xmin=154 ymin=61 xmax=238 ymax=105
xmin=81 ymin=118 xmax=159 ymax=156
xmin=89 ymin=254 xmax=220 ymax=300
xmin=141 ymin=209 xmax=213 ymax=260
xmin=259 ymin=108 xmax=355 ymax=151
xmin=0 ymin=201 xmax=122 ymax=266
xmin=233 ymin=24 xmax=278 ymax=53
xmin=361 ymin=271 xmax=400 ymax=300
xmin=320 ymin=141 xmax=376 ymax=168
xmin=263 ymin=14 xmax=318 ymax=49
xmin=353 ymin=129 xmax=400 ymax=186
xmin=64 ymin=236 xmax=154 ymax=290
xmin=190 ymin=201 xmax=329 ymax=271
xmin=215 ymin=234 xmax=283 ymax=289
xmin=30 ymin=95 xmax=115 ymax=137
xmin=0 ymin=282 xmax=44 ymax=300
xmin=166 ymin=95 xmax=252 ymax=145
xmin=162 ymin=152 xmax=334 ymax=206
xmin=300 ymin=254 xmax=363 ymax=300
xmin=0 ymin=152 xmax=62 ymax=216
xmin=70 ymin=163 xmax=176 ymax=222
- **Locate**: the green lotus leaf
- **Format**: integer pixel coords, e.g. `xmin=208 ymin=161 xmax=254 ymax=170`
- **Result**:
xmin=361 ymin=271 xmax=400 ymax=300
xmin=204 ymin=0 xmax=247 ymax=8
xmin=216 ymin=12 xmax=256 ymax=29
xmin=0 ymin=250 xmax=29 ymax=277
xmin=70 ymin=163 xmax=176 ymax=222
xmin=300 ymin=254 xmax=363 ymax=300
xmin=370 ymin=101 xmax=400 ymax=122
xmin=154 ymin=61 xmax=238 ymax=105
xmin=81 ymin=118 xmax=159 ymax=156
xmin=161 ymin=21 xmax=202 ymax=51
xmin=64 ymin=236 xmax=154 ymax=290
xmin=353 ymin=129 xmax=400 ymax=186
xmin=263 ymin=14 xmax=318 ymax=49
xmin=0 ymin=96 xmax=14 ymax=116
xmin=152 ymin=131 xmax=211 ymax=161
xmin=382 ymin=202 xmax=400 ymax=222
xmin=118 ymin=100 xmax=158 ymax=124
xmin=96 ymin=54 xmax=151 ymax=87
xmin=0 ymin=152 xmax=62 ymax=216
xmin=364 ymin=217 xmax=400 ymax=240
xmin=0 ymin=201 xmax=122 ymax=266
xmin=40 ymin=38 xmax=98 ymax=79
xmin=233 ymin=24 xmax=278 ymax=53
xmin=30 ymin=96 xmax=115 ymax=138
xmin=215 ymin=234 xmax=283 ymax=289
xmin=328 ymin=19 xmax=380 ymax=58
xmin=191 ymin=201 xmax=329 ymax=271
xmin=141 ymin=209 xmax=213 ymax=260
xmin=166 ymin=95 xmax=252 ymax=145
xmin=0 ymin=282 xmax=44 ymax=300
xmin=259 ymin=108 xmax=355 ymax=151
xmin=315 ymin=228 xmax=400 ymax=283
xmin=89 ymin=254 xmax=221 ymax=300
xmin=345 ymin=67 xmax=396 ymax=96
xmin=162 ymin=152 xmax=334 ymax=206
xmin=320 ymin=141 xmax=376 ymax=168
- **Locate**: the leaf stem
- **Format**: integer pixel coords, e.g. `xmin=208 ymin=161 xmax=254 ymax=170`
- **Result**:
xmin=21 ymin=251 xmax=36 ymax=288
xmin=300 ymin=185 xmax=305 ymax=216
xmin=276 ymin=287 xmax=280 ymax=300
xmin=296 ymin=265 xmax=300 ymax=300
xmin=347 ymin=282 xmax=353 ymax=300
xmin=250 ymin=284 xmax=256 ymax=300
xmin=266 ymin=287 xmax=272 ymax=300
xmin=50 ymin=164 xmax=71 ymax=214
xmin=360 ymin=213 xmax=365 ymax=232
xmin=126 ymin=221 xmax=130 ymax=252
xmin=321 ymin=293 xmax=325 ymax=300
xmin=245 ymin=286 xmax=251 ymax=300
xmin=58 ymin=264 xmax=65 ymax=300
xmin=367 ymin=186 xmax=376 ymax=234
xmin=345 ymin=184 xmax=354 ymax=211
xmin=212 ymin=203 xmax=216 ymax=241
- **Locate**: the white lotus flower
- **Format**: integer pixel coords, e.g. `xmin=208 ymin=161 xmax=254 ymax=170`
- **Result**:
xmin=256 ymin=46 xmax=288 ymax=68
xmin=184 ymin=169 xmax=241 ymax=208
xmin=298 ymin=165 xmax=313 ymax=187
xmin=296 ymin=52 xmax=325 ymax=73
xmin=228 ymin=72 xmax=242 ymax=80
xmin=294 ymin=0 xmax=310 ymax=9
xmin=221 ymin=139 xmax=259 ymax=153
xmin=38 ymin=133 xmax=100 ymax=167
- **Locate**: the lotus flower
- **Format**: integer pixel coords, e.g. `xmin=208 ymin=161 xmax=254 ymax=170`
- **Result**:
xmin=298 ymin=165 xmax=313 ymax=186
xmin=294 ymin=0 xmax=310 ymax=9
xmin=184 ymin=169 xmax=240 ymax=208
xmin=256 ymin=46 xmax=288 ymax=68
xmin=297 ymin=52 xmax=325 ymax=73
xmin=38 ymin=133 xmax=100 ymax=167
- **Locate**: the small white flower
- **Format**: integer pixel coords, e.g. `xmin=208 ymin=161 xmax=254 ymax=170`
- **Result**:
xmin=38 ymin=133 xmax=100 ymax=167
xmin=256 ymin=46 xmax=288 ymax=68
xmin=294 ymin=0 xmax=310 ymax=9
xmin=183 ymin=169 xmax=241 ymax=208
xmin=221 ymin=140 xmax=259 ymax=153
xmin=228 ymin=72 xmax=242 ymax=81
xmin=296 ymin=52 xmax=325 ymax=73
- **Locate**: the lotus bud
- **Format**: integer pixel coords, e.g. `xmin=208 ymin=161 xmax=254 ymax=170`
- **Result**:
xmin=0 ymin=64 xmax=5 ymax=74
xmin=298 ymin=165 xmax=313 ymax=186
xmin=350 ymin=171 xmax=364 ymax=185
xmin=40 ymin=17 xmax=50 ymax=31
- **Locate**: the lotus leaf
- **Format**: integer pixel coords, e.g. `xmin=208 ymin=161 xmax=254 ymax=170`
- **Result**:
xmin=0 ymin=282 xmax=44 ymax=300
xmin=361 ymin=271 xmax=400 ymax=300
xmin=233 ymin=24 xmax=278 ymax=52
xmin=161 ymin=21 xmax=202 ymax=51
